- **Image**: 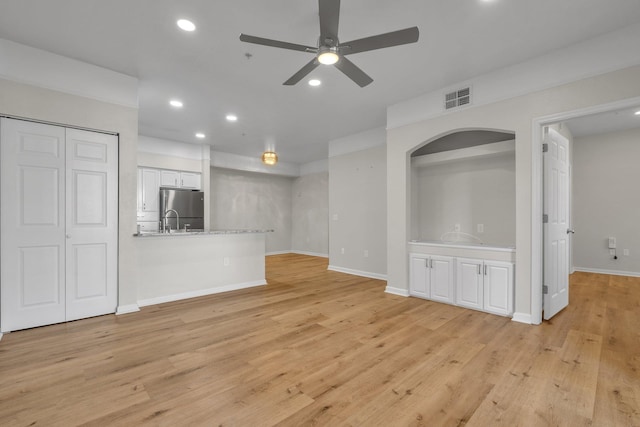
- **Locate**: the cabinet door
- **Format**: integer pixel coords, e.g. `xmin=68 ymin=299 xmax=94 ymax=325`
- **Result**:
xmin=180 ymin=172 xmax=201 ymax=189
xmin=160 ymin=170 xmax=179 ymax=187
xmin=430 ymin=255 xmax=455 ymax=304
xmin=409 ymin=255 xmax=430 ymax=299
xmin=484 ymin=261 xmax=514 ymax=316
xmin=136 ymin=168 xmax=143 ymax=215
xmin=456 ymin=257 xmax=483 ymax=310
xmin=141 ymin=168 xmax=160 ymax=217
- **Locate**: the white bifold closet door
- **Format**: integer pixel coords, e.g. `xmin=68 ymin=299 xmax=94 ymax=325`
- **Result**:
xmin=1 ymin=118 xmax=118 ymax=332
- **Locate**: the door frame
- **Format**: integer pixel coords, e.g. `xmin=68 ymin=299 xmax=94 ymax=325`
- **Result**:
xmin=530 ymin=96 xmax=640 ymax=325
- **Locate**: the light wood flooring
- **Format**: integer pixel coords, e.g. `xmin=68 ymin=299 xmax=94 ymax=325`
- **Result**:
xmin=0 ymin=254 xmax=638 ymax=426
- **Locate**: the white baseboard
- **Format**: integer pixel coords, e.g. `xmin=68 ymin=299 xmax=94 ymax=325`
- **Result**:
xmin=385 ymin=286 xmax=410 ymax=297
xmin=511 ymin=312 xmax=533 ymax=324
xmin=266 ymin=251 xmax=290 ymax=256
xmin=292 ymin=250 xmax=329 ymax=258
xmin=116 ymin=304 xmax=140 ymax=315
xmin=327 ymin=265 xmax=387 ymax=281
xmin=137 ymin=280 xmax=267 ymax=308
xmin=573 ymin=267 xmax=640 ymax=278
xmin=0 ymin=333 xmax=3 ymax=341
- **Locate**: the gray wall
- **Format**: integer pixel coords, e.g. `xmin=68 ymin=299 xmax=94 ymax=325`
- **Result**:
xmin=210 ymin=167 xmax=293 ymax=254
xmin=292 ymin=172 xmax=329 ymax=256
xmin=329 ymin=145 xmax=387 ymax=277
xmin=572 ymin=127 xmax=640 ymax=275
xmin=413 ymin=153 xmax=516 ymax=246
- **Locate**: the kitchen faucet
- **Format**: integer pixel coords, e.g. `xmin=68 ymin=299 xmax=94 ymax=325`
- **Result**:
xmin=163 ymin=209 xmax=180 ymax=232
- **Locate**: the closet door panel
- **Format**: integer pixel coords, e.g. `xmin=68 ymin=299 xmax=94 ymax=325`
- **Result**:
xmin=65 ymin=128 xmax=118 ymax=321
xmin=1 ymin=119 xmax=66 ymax=332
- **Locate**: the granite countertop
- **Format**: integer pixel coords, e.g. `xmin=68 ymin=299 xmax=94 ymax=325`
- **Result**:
xmin=134 ymin=229 xmax=273 ymax=237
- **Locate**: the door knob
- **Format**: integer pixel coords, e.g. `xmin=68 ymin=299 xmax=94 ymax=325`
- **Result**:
xmin=566 ymin=229 xmax=575 ymax=234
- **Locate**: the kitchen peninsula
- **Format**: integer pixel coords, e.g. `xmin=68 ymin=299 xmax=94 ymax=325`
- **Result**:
xmin=134 ymin=230 xmax=272 ymax=307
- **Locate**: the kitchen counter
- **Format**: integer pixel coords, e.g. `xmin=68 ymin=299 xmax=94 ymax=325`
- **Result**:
xmin=135 ymin=230 xmax=269 ymax=307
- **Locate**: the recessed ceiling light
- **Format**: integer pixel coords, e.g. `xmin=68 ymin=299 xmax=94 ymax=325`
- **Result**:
xmin=308 ymin=79 xmax=321 ymax=87
xmin=169 ymin=99 xmax=183 ymax=108
xmin=195 ymin=132 xmax=206 ymax=139
xmin=177 ymin=19 xmax=196 ymax=32
xmin=635 ymin=110 xmax=640 ymax=116
xmin=226 ymin=114 xmax=238 ymax=122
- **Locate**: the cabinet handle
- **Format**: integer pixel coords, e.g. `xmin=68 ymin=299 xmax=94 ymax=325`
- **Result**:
xmin=425 ymin=259 xmax=429 ymax=269
xmin=477 ymin=264 xmax=481 ymax=275
xmin=430 ymin=259 xmax=433 ymax=269
xmin=484 ymin=265 xmax=487 ymax=275
xmin=181 ymin=178 xmax=184 ymax=186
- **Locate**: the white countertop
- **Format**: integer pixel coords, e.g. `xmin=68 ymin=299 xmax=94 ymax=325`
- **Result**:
xmin=409 ymin=240 xmax=515 ymax=252
xmin=134 ymin=229 xmax=273 ymax=237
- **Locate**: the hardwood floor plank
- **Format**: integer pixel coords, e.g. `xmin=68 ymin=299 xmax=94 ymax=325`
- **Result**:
xmin=0 ymin=254 xmax=639 ymax=426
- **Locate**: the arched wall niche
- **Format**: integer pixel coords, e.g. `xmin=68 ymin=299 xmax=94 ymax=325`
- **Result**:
xmin=408 ymin=127 xmax=517 ymax=246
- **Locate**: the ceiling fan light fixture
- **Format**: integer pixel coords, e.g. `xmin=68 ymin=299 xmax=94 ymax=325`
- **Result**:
xmin=308 ymin=79 xmax=321 ymax=87
xmin=317 ymin=47 xmax=339 ymax=65
xmin=177 ymin=19 xmax=196 ymax=32
xmin=262 ymin=151 xmax=278 ymax=166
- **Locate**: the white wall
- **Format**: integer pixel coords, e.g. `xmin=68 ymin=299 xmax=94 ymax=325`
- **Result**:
xmin=413 ymin=152 xmax=516 ymax=246
xmin=329 ymin=144 xmax=387 ymax=279
xmin=572 ymin=127 xmax=640 ymax=276
xmin=292 ymin=172 xmax=329 ymax=257
xmin=210 ymin=167 xmax=293 ymax=254
xmin=387 ymin=65 xmax=640 ymax=323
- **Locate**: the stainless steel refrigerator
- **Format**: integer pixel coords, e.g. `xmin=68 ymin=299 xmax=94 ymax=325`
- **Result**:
xmin=159 ymin=188 xmax=205 ymax=231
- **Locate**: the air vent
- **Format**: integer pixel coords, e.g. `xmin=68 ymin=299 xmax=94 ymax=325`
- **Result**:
xmin=444 ymin=87 xmax=471 ymax=110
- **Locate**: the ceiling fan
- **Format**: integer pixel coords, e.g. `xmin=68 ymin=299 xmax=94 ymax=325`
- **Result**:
xmin=239 ymin=0 xmax=419 ymax=87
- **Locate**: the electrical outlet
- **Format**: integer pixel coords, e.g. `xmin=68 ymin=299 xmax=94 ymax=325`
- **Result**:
xmin=477 ymin=224 xmax=484 ymax=233
xmin=341 ymin=248 xmax=345 ymax=255
xmin=364 ymin=250 xmax=369 ymax=258
xmin=223 ymin=257 xmax=230 ymax=266
xmin=623 ymin=249 xmax=630 ymax=256
xmin=454 ymin=224 xmax=461 ymax=232
xmin=332 ymin=214 xmax=339 ymax=221
xmin=609 ymin=249 xmax=616 ymax=256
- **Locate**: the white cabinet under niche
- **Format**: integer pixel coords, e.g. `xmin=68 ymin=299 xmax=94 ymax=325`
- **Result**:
xmin=456 ymin=258 xmax=514 ymax=316
xmin=408 ymin=241 xmax=515 ymax=318
xmin=409 ymin=254 xmax=455 ymax=304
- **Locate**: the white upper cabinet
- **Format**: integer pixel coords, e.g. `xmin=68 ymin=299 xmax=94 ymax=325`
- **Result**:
xmin=160 ymin=170 xmax=180 ymax=188
xmin=159 ymin=169 xmax=201 ymax=190
xmin=180 ymin=172 xmax=201 ymax=189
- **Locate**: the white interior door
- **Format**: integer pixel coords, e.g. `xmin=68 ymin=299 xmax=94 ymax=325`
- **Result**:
xmin=1 ymin=119 xmax=67 ymax=332
xmin=1 ymin=119 xmax=118 ymax=332
xmin=65 ymin=128 xmax=118 ymax=321
xmin=543 ymin=128 xmax=570 ymax=320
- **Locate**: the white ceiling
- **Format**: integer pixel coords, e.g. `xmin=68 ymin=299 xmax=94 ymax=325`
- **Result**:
xmin=1 ymin=0 xmax=640 ymax=164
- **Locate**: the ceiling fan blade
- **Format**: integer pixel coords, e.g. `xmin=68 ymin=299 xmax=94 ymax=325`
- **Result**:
xmin=319 ymin=0 xmax=340 ymax=46
xmin=240 ymin=34 xmax=316 ymax=53
xmin=334 ymin=57 xmax=373 ymax=87
xmin=340 ymin=27 xmax=419 ymax=55
xmin=283 ymin=58 xmax=320 ymax=85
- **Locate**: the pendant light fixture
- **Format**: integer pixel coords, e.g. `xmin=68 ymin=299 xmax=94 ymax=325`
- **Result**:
xmin=262 ymin=151 xmax=278 ymax=166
